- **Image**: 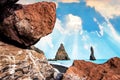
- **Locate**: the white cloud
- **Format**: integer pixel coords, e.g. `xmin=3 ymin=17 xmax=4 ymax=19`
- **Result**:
xmin=84 ymin=44 xmax=89 ymax=50
xmin=17 ymin=0 xmax=37 ymax=4
xmin=105 ymin=18 xmax=120 ymax=43
xmin=54 ymin=18 xmax=66 ymax=34
xmin=35 ymin=35 xmax=54 ymax=49
xmin=93 ymin=18 xmax=104 ymax=37
xmin=86 ymin=0 xmax=120 ymax=19
xmin=54 ymin=14 xmax=83 ymax=35
xmin=65 ymin=14 xmax=83 ymax=34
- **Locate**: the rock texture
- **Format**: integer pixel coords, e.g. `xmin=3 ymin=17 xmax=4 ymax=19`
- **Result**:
xmin=55 ymin=43 xmax=70 ymax=60
xmin=63 ymin=57 xmax=120 ymax=80
xmin=0 ymin=1 xmax=56 ymax=47
xmin=0 ymin=41 xmax=55 ymax=80
xmin=90 ymin=46 xmax=96 ymax=60
xmin=0 ymin=0 xmax=57 ymax=80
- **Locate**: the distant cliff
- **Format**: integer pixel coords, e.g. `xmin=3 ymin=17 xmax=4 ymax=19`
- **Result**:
xmin=55 ymin=43 xmax=70 ymax=60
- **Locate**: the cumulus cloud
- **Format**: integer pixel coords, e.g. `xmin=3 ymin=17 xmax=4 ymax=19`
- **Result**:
xmin=65 ymin=14 xmax=83 ymax=34
xmin=86 ymin=0 xmax=120 ymax=19
xmin=54 ymin=14 xmax=83 ymax=35
xmin=54 ymin=18 xmax=67 ymax=34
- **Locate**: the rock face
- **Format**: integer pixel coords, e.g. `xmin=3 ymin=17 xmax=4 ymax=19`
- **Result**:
xmin=0 ymin=41 xmax=55 ymax=80
xmin=0 ymin=0 xmax=57 ymax=80
xmin=0 ymin=1 xmax=56 ymax=48
xmin=55 ymin=43 xmax=70 ymax=60
xmin=90 ymin=46 xmax=96 ymax=60
xmin=63 ymin=57 xmax=120 ymax=80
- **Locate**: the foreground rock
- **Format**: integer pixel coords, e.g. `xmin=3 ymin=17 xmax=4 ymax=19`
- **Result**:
xmin=0 ymin=1 xmax=56 ymax=47
xmin=63 ymin=57 xmax=120 ymax=80
xmin=0 ymin=41 xmax=55 ymax=80
xmin=55 ymin=43 xmax=70 ymax=60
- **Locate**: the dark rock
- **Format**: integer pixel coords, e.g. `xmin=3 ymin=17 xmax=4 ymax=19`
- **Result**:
xmin=90 ymin=46 xmax=96 ymax=60
xmin=55 ymin=43 xmax=70 ymax=60
xmin=0 ymin=1 xmax=56 ymax=48
xmin=63 ymin=57 xmax=120 ymax=80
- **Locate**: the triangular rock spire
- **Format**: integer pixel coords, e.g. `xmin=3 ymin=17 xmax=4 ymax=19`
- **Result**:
xmin=55 ymin=43 xmax=70 ymax=60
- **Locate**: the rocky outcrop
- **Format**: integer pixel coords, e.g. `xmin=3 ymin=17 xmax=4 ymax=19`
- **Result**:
xmin=0 ymin=0 xmax=57 ymax=80
xmin=0 ymin=1 xmax=56 ymax=48
xmin=63 ymin=57 xmax=120 ymax=80
xmin=0 ymin=41 xmax=55 ymax=80
xmin=55 ymin=43 xmax=70 ymax=60
xmin=90 ymin=46 xmax=96 ymax=60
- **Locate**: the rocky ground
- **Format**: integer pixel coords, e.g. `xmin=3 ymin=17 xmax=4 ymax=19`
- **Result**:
xmin=63 ymin=57 xmax=120 ymax=80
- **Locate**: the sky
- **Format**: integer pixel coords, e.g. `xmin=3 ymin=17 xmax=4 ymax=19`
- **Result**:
xmin=18 ymin=0 xmax=120 ymax=59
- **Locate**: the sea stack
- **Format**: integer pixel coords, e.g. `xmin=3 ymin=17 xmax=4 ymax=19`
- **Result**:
xmin=55 ymin=43 xmax=70 ymax=60
xmin=90 ymin=46 xmax=96 ymax=60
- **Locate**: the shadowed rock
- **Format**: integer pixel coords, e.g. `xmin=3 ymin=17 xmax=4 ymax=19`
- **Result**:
xmin=0 ymin=1 xmax=56 ymax=48
xmin=90 ymin=46 xmax=96 ymax=60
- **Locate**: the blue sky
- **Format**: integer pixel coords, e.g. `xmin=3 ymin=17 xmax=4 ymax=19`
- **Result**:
xmin=18 ymin=0 xmax=120 ymax=59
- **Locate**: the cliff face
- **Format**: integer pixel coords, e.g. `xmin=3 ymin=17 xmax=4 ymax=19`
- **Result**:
xmin=63 ymin=57 xmax=120 ymax=80
xmin=0 ymin=0 xmax=56 ymax=47
xmin=0 ymin=0 xmax=57 ymax=80
xmin=55 ymin=43 xmax=70 ymax=60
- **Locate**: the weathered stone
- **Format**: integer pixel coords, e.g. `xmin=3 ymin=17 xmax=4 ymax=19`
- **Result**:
xmin=0 ymin=41 xmax=55 ymax=80
xmin=0 ymin=2 xmax=56 ymax=48
xmin=55 ymin=43 xmax=70 ymax=60
xmin=63 ymin=57 xmax=120 ymax=80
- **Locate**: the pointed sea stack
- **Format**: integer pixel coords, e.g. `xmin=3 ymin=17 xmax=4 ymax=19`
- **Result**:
xmin=90 ymin=46 xmax=96 ymax=60
xmin=55 ymin=43 xmax=70 ymax=60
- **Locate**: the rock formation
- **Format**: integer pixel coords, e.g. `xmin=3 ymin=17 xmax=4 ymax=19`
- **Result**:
xmin=63 ymin=57 xmax=120 ymax=80
xmin=55 ymin=43 xmax=70 ymax=60
xmin=0 ymin=0 xmax=57 ymax=80
xmin=90 ymin=46 xmax=96 ymax=60
xmin=0 ymin=0 xmax=56 ymax=48
xmin=0 ymin=41 xmax=55 ymax=80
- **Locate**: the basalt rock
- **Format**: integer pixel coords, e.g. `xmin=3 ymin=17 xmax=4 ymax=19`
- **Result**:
xmin=55 ymin=43 xmax=70 ymax=60
xmin=0 ymin=1 xmax=56 ymax=48
xmin=0 ymin=41 xmax=56 ymax=80
xmin=63 ymin=57 xmax=120 ymax=80
xmin=90 ymin=46 xmax=96 ymax=60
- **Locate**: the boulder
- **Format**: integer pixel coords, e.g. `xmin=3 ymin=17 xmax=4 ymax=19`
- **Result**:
xmin=0 ymin=41 xmax=55 ymax=80
xmin=63 ymin=57 xmax=120 ymax=80
xmin=0 ymin=1 xmax=56 ymax=48
xmin=55 ymin=43 xmax=70 ymax=60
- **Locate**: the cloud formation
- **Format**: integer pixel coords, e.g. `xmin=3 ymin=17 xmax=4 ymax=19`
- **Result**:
xmin=65 ymin=14 xmax=83 ymax=34
xmin=86 ymin=0 xmax=120 ymax=19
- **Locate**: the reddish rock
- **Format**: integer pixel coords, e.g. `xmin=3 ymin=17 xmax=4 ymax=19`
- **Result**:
xmin=0 ymin=1 xmax=56 ymax=48
xmin=63 ymin=57 xmax=120 ymax=80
